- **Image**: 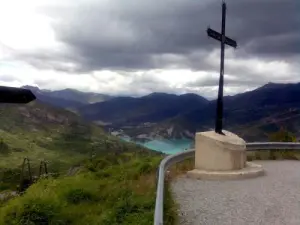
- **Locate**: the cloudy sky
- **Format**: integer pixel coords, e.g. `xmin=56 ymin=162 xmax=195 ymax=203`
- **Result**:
xmin=0 ymin=0 xmax=298 ymax=99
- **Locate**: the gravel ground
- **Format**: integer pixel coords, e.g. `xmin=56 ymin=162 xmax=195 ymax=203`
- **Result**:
xmin=171 ymin=161 xmax=300 ymax=225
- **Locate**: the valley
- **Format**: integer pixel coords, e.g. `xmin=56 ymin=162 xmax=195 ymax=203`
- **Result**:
xmin=0 ymin=100 xmax=162 ymax=190
xmin=0 ymin=1 xmax=296 ymax=224
xmin=0 ymin=83 xmax=299 ymax=224
xmin=18 ymin=82 xmax=300 ymax=154
xmin=101 ymin=82 xmax=300 ymax=146
xmin=0 ymin=98 xmax=174 ymax=225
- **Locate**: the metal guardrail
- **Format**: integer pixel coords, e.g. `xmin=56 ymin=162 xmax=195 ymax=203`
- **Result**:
xmin=154 ymin=149 xmax=194 ymax=225
xmin=154 ymin=142 xmax=300 ymax=225
xmin=246 ymin=142 xmax=300 ymax=151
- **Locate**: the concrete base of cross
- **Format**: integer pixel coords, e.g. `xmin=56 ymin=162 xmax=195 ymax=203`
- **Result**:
xmin=187 ymin=130 xmax=264 ymax=180
xmin=187 ymin=162 xmax=264 ymax=180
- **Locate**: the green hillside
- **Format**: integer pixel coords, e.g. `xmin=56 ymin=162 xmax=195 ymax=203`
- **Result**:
xmin=0 ymin=101 xmax=177 ymax=225
xmin=0 ymin=152 xmax=176 ymax=225
xmin=0 ymin=100 xmax=162 ymax=190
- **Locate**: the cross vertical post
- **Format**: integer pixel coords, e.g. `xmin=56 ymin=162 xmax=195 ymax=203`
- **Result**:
xmin=215 ymin=2 xmax=226 ymax=135
xmin=206 ymin=2 xmax=237 ymax=135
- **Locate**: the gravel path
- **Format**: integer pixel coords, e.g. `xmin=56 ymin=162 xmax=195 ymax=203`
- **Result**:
xmin=171 ymin=161 xmax=300 ymax=225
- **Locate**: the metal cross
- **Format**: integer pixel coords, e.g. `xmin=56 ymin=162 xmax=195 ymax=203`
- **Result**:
xmin=0 ymin=86 xmax=36 ymax=104
xmin=206 ymin=2 xmax=237 ymax=135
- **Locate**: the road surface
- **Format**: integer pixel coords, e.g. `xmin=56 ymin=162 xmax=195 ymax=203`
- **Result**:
xmin=171 ymin=160 xmax=300 ymax=225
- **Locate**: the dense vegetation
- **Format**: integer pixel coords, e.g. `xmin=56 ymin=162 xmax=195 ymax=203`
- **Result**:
xmin=0 ymin=101 xmax=160 ymax=190
xmin=0 ymin=152 xmax=176 ymax=225
xmin=0 ymin=101 xmax=177 ymax=225
xmin=268 ymin=127 xmax=297 ymax=142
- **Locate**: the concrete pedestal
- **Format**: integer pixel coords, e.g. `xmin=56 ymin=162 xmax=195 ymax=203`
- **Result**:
xmin=187 ymin=130 xmax=264 ymax=180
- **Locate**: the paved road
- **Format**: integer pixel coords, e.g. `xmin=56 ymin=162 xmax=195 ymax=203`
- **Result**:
xmin=171 ymin=161 xmax=300 ymax=225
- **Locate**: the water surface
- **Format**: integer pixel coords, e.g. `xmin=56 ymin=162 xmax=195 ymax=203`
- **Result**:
xmin=121 ymin=137 xmax=193 ymax=154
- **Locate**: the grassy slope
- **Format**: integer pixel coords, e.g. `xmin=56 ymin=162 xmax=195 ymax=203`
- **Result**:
xmin=0 ymin=100 xmax=158 ymax=183
xmin=0 ymin=152 xmax=176 ymax=225
xmin=0 ymin=102 xmax=135 ymax=190
xmin=0 ymin=101 xmax=176 ymax=224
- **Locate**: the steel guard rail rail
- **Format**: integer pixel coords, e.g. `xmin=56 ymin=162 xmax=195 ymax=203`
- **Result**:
xmin=153 ymin=142 xmax=300 ymax=225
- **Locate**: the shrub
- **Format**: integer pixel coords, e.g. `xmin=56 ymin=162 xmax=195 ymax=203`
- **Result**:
xmin=95 ymin=171 xmax=111 ymax=178
xmin=1 ymin=197 xmax=68 ymax=225
xmin=0 ymin=140 xmax=10 ymax=154
xmin=65 ymin=188 xmax=95 ymax=204
xmin=0 ymin=168 xmax=21 ymax=191
xmin=268 ymin=128 xmax=297 ymax=142
xmin=137 ymin=162 xmax=153 ymax=174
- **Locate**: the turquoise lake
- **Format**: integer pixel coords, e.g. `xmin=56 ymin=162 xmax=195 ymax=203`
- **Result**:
xmin=121 ymin=137 xmax=193 ymax=154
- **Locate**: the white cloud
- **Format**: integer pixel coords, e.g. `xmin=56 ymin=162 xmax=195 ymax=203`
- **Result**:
xmin=0 ymin=0 xmax=298 ymax=100
xmin=0 ymin=49 xmax=298 ymax=99
xmin=0 ymin=0 xmax=60 ymax=52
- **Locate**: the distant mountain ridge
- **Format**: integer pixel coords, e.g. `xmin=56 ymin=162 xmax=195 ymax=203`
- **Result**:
xmin=42 ymin=88 xmax=113 ymax=104
xmin=79 ymin=91 xmax=209 ymax=124
xmin=21 ymin=85 xmax=113 ymax=111
xmin=151 ymin=82 xmax=300 ymax=141
xmin=21 ymin=82 xmax=300 ymax=142
xmin=79 ymin=82 xmax=300 ymax=142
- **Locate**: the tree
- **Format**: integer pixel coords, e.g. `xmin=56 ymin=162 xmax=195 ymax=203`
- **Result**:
xmin=269 ymin=127 xmax=297 ymax=142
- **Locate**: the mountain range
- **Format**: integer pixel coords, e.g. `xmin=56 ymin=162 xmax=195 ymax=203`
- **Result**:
xmin=1 ymin=82 xmax=297 ymax=224
xmin=20 ymin=82 xmax=300 ymax=142
xmin=168 ymin=82 xmax=300 ymax=141
xmin=21 ymin=85 xmax=113 ymax=112
xmin=78 ymin=92 xmax=208 ymax=124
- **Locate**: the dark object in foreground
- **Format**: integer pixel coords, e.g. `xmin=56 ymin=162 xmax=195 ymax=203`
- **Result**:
xmin=0 ymin=86 xmax=36 ymax=104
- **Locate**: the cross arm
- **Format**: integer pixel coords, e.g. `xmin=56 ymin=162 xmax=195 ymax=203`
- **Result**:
xmin=207 ymin=28 xmax=237 ymax=48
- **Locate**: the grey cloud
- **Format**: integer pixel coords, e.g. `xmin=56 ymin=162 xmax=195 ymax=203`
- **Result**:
xmin=245 ymin=33 xmax=300 ymax=57
xmin=186 ymin=75 xmax=269 ymax=88
xmin=1 ymin=0 xmax=294 ymax=103
xmin=27 ymin=0 xmax=297 ymax=73
xmin=124 ymin=72 xmax=178 ymax=96
xmin=0 ymin=74 xmax=18 ymax=82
